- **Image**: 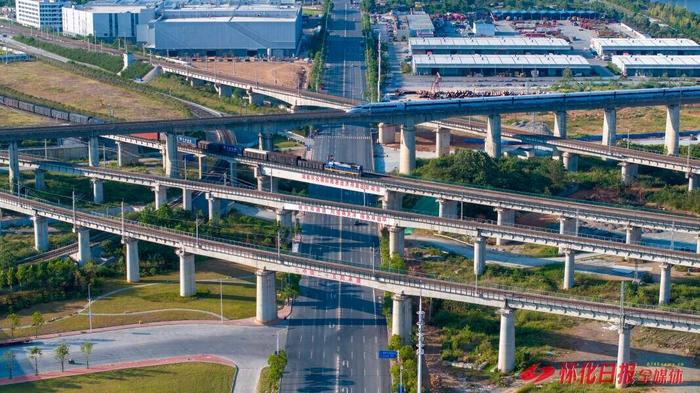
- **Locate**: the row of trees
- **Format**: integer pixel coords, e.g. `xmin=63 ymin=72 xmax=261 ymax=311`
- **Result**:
xmin=4 ymin=341 xmax=93 ymax=379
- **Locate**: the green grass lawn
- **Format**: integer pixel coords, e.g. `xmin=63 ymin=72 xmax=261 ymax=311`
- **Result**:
xmin=1 ymin=362 xmax=235 ymax=393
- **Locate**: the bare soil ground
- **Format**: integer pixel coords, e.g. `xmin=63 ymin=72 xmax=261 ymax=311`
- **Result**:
xmin=191 ymin=59 xmax=312 ymax=90
xmin=0 ymin=106 xmax=59 ymax=126
xmin=0 ymin=61 xmax=187 ymax=120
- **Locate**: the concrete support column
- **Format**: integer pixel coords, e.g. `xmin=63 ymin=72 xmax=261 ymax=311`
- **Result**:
xmin=377 ymin=123 xmax=396 ymax=145
xmin=34 ymin=169 xmax=45 ymax=191
xmin=206 ymin=193 xmax=221 ymax=222
xmin=553 ymin=111 xmax=567 ymax=139
xmin=620 ymin=162 xmax=638 ymax=186
xmin=88 ymin=136 xmax=99 ymax=167
xmin=435 ymin=127 xmax=451 ymax=157
xmin=689 ymin=173 xmax=698 ymax=192
xmin=665 ymin=104 xmax=680 ymax=156
xmin=382 ymin=191 xmax=402 ymax=210
xmin=76 ymin=227 xmax=91 ymax=266
xmin=495 ymin=208 xmax=515 ymax=246
xmin=257 ymin=132 xmax=273 ymax=151
xmin=189 ymin=78 xmax=204 ymax=87
xmin=486 ymin=114 xmax=502 ymax=158
xmin=125 ymin=237 xmax=140 ymax=283
xmin=32 ymin=215 xmax=49 ymax=252
xmin=116 ymin=141 xmax=138 ymax=167
xmin=164 ymin=132 xmax=179 ymax=178
xmin=615 ymin=324 xmax=633 ymax=389
xmin=248 ymin=92 xmax=264 ymax=106
xmin=391 ymin=293 xmax=412 ymax=344
xmin=197 ymin=156 xmax=205 ymax=180
xmin=91 ymin=179 xmax=104 ymax=204
xmin=437 ymin=199 xmax=458 ymax=219
xmin=497 ymin=308 xmax=516 ymax=373
xmin=602 ymin=108 xmax=617 ymax=147
xmin=658 ymin=263 xmax=672 ymax=305
xmin=563 ymin=250 xmax=575 ymax=290
xmin=562 ymin=152 xmax=579 ymax=172
xmin=399 ymin=124 xmax=416 ymax=174
xmin=153 ymin=185 xmax=167 ymax=209
xmin=229 ymin=161 xmax=237 ymax=186
xmin=8 ymin=141 xmax=20 ymax=192
xmin=697 ymin=235 xmax=700 ymax=254
xmin=473 ymin=235 xmax=485 ymax=276
xmin=182 ymin=189 xmax=192 ymax=211
xmin=177 ymin=249 xmax=196 ymax=297
xmin=276 ymin=209 xmax=293 ymax=229
xmin=388 ymin=226 xmax=405 ymax=257
xmin=217 ymin=85 xmax=233 ymax=98
xmin=625 ymin=226 xmax=642 ymax=245
xmin=256 ymin=269 xmax=277 ymax=324
xmin=559 ymin=216 xmax=577 ymax=253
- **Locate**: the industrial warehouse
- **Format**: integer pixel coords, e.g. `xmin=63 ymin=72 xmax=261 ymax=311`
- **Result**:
xmin=591 ymin=37 xmax=700 ymax=57
xmin=408 ymin=36 xmax=572 ymax=55
xmin=612 ymin=55 xmax=700 ymax=77
xmin=411 ymin=54 xmax=591 ymax=76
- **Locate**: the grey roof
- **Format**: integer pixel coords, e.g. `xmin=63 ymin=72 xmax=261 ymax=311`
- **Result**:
xmin=409 ymin=36 xmax=571 ymax=51
xmin=612 ymin=55 xmax=700 ymax=69
xmin=592 ymin=38 xmax=700 ymax=49
xmin=413 ymin=54 xmax=590 ymax=68
xmin=406 ymin=13 xmax=434 ymax=31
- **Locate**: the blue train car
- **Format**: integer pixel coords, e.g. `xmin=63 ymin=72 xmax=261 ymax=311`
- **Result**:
xmin=324 ymin=161 xmax=363 ymax=176
xmin=177 ymin=135 xmax=200 ymax=147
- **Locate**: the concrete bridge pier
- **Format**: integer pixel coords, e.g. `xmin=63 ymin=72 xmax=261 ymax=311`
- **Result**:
xmin=165 ymin=133 xmax=179 ymax=178
xmin=435 ymin=127 xmax=451 ymax=157
xmin=615 ymin=324 xmax=633 ymax=389
xmin=258 ymin=132 xmax=273 ymax=151
xmin=34 ymin=169 xmax=45 ymax=191
xmin=437 ymin=199 xmax=458 ymax=219
xmin=8 ymin=141 xmax=20 ymax=192
xmin=497 ymin=308 xmax=516 ymax=373
xmin=276 ymin=209 xmax=293 ymax=229
xmin=197 ymin=156 xmax=206 ymax=180
xmin=473 ymin=235 xmax=485 ymax=276
xmin=216 ymin=84 xmax=233 ymax=98
xmin=602 ymin=108 xmax=617 ymax=147
xmin=697 ymin=235 xmax=700 ymax=254
xmin=228 ymin=161 xmax=237 ymax=185
xmin=665 ymin=104 xmax=680 ymax=156
xmin=116 ymin=141 xmax=138 ymax=166
xmin=625 ymin=226 xmax=642 ymax=245
xmin=248 ymin=92 xmax=264 ymax=106
xmin=153 ymin=185 xmax=167 ymax=209
xmin=388 ymin=226 xmax=405 ymax=257
xmin=562 ymin=152 xmax=578 ymax=172
xmin=206 ymin=193 xmax=221 ymax=222
xmin=620 ymin=162 xmax=638 ymax=186
xmin=177 ymin=250 xmax=196 ymax=297
xmin=377 ymin=123 xmax=396 ymax=145
xmin=88 ymin=136 xmax=99 ymax=167
xmin=486 ymin=114 xmax=502 ymax=158
xmin=125 ymin=237 xmax=140 ymax=283
xmin=563 ymin=250 xmax=575 ymax=290
xmin=553 ymin=111 xmax=567 ymax=139
xmin=659 ymin=263 xmax=672 ymax=305
xmin=689 ymin=173 xmax=698 ymax=192
xmin=76 ymin=226 xmax=91 ymax=265
xmin=182 ymin=189 xmax=193 ymax=211
xmin=382 ymin=191 xmax=402 ymax=210
xmin=256 ymin=269 xmax=277 ymax=324
xmin=32 ymin=214 xmax=49 ymax=252
xmin=91 ymin=179 xmax=104 ymax=204
xmin=399 ymin=124 xmax=416 ymax=175
xmin=559 ymin=216 xmax=577 ymax=254
xmin=391 ymin=293 xmax=412 ymax=344
xmin=495 ymin=208 xmax=514 ymax=246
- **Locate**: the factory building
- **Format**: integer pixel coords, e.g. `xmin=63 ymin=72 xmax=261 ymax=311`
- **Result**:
xmin=16 ymin=0 xmax=64 ymax=30
xmin=409 ymin=36 xmax=572 ymax=55
xmin=472 ymin=21 xmax=495 ymax=37
xmin=591 ymin=38 xmax=700 ymax=57
xmin=412 ymin=54 xmax=591 ymax=77
xmin=406 ymin=12 xmax=434 ymax=37
xmin=142 ymin=4 xmax=302 ymax=56
xmin=62 ymin=2 xmax=157 ymax=39
xmin=612 ymin=55 xmax=700 ymax=77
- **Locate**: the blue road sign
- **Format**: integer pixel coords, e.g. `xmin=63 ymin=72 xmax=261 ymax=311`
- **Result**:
xmin=397 ymin=386 xmax=405 ymax=393
xmin=378 ymin=350 xmax=398 ymax=359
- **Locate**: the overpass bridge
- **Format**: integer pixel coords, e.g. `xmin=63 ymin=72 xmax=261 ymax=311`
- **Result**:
xmin=8 ymin=153 xmax=700 ymax=304
xmin=0 ymin=190 xmax=697 ymax=378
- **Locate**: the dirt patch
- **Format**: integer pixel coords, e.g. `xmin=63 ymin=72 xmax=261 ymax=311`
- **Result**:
xmin=191 ymin=59 xmax=312 ymax=90
xmin=0 ymin=61 xmax=187 ymax=120
xmin=0 ymin=106 xmax=60 ymax=126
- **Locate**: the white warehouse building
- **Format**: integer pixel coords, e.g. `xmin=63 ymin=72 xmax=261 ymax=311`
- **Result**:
xmin=591 ymin=38 xmax=700 ymax=56
xmin=142 ymin=4 xmax=302 ymax=56
xmin=409 ymin=36 xmax=572 ymax=55
xmin=612 ymin=55 xmax=700 ymax=77
xmin=62 ymin=2 xmax=157 ymax=39
xmin=412 ymin=54 xmax=591 ymax=77
xmin=16 ymin=0 xmax=65 ymax=30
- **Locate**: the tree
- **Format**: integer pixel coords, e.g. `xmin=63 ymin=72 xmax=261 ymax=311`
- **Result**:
xmin=3 ymin=350 xmax=15 ymax=379
xmin=31 ymin=311 xmax=44 ymax=338
xmin=54 ymin=343 xmax=69 ymax=372
xmin=80 ymin=341 xmax=93 ymax=369
xmin=28 ymin=346 xmax=42 ymax=376
xmin=6 ymin=313 xmax=19 ymax=339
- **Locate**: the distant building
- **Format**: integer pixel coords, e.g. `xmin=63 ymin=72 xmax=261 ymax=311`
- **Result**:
xmin=472 ymin=21 xmax=495 ymax=37
xmin=16 ymin=0 xmax=64 ymax=30
xmin=612 ymin=55 xmax=700 ymax=77
xmin=62 ymin=2 xmax=157 ymax=39
xmin=406 ymin=12 xmax=434 ymax=37
xmin=591 ymin=38 xmax=700 ymax=57
xmin=409 ymin=37 xmax=572 ymax=55
xmin=412 ymin=54 xmax=591 ymax=76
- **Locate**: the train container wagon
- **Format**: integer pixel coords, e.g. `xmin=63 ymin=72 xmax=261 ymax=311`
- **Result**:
xmin=34 ymin=105 xmax=52 ymax=117
xmin=51 ymin=109 xmax=70 ymax=121
xmin=268 ymin=151 xmax=300 ymax=166
xmin=3 ymin=97 xmax=19 ymax=108
xmin=177 ymin=135 xmax=200 ymax=147
xmin=18 ymin=101 xmax=34 ymax=112
xmin=243 ymin=148 xmax=268 ymax=161
xmin=297 ymin=158 xmax=325 ymax=171
xmin=324 ymin=161 xmax=363 ymax=176
xmin=133 ymin=132 xmax=160 ymax=140
xmin=69 ymin=113 xmax=91 ymax=124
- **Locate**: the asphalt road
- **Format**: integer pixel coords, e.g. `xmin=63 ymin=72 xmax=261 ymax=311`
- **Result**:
xmin=0 ymin=323 xmax=285 ymax=393
xmin=280 ymin=1 xmax=391 ymax=392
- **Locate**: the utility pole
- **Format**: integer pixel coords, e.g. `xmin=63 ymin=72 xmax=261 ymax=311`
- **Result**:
xmin=88 ymin=283 xmax=93 ymax=333
xmin=417 ymin=295 xmax=425 ymax=393
xmin=219 ymin=278 xmax=224 ymax=323
xmin=377 ymin=32 xmax=381 ymax=102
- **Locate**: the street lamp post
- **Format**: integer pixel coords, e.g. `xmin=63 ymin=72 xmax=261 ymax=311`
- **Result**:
xmin=219 ymin=278 xmax=224 ymax=323
xmin=88 ymin=283 xmax=93 ymax=333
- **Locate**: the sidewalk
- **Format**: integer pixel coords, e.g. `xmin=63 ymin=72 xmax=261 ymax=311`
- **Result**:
xmin=0 ymin=354 xmax=236 ymax=386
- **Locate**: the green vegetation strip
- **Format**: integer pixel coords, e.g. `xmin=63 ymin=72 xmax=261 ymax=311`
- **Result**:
xmin=14 ymin=35 xmax=123 ymax=73
xmin=1 ymin=362 xmax=235 ymax=393
xmin=257 ymin=351 xmax=287 ymax=393
xmin=308 ymin=0 xmax=333 ymax=92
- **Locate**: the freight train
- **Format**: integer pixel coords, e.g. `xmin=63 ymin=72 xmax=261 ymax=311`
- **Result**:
xmin=0 ymin=95 xmax=106 ymax=125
